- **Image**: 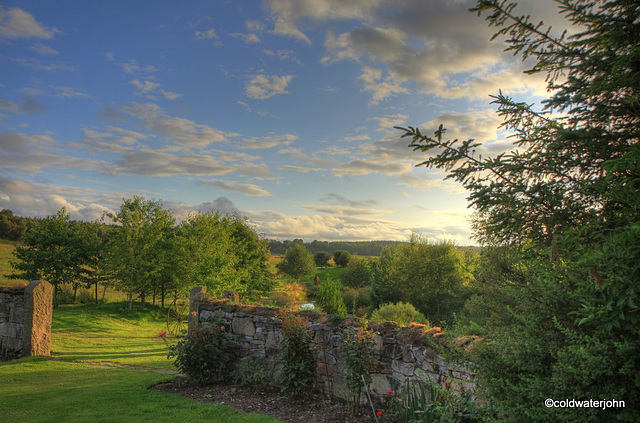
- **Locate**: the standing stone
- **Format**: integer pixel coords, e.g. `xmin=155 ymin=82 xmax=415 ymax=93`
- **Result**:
xmin=22 ymin=281 xmax=53 ymax=357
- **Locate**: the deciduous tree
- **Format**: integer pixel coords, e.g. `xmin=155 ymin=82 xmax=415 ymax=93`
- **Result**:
xmin=277 ymin=243 xmax=315 ymax=282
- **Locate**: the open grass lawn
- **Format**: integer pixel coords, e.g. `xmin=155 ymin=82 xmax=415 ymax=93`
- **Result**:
xmin=0 ymin=301 xmax=280 ymax=422
xmin=0 ymin=358 xmax=278 ymax=423
xmin=301 ymin=266 xmax=344 ymax=284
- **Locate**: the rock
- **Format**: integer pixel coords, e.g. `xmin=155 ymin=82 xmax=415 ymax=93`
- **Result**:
xmin=232 ymin=317 xmax=255 ymax=336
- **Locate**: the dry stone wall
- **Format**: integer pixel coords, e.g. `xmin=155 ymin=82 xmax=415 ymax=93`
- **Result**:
xmin=191 ymin=286 xmax=476 ymax=404
xmin=0 ymin=281 xmax=53 ymax=360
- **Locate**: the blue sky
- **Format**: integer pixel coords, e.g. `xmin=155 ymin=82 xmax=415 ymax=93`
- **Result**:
xmin=0 ymin=0 xmax=562 ymax=244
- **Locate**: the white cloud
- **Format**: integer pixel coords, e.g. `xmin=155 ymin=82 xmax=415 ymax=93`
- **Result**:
xmin=53 ymin=86 xmax=92 ymax=98
xmin=132 ymin=79 xmax=160 ymax=95
xmin=30 ymin=42 xmax=59 ymax=55
xmin=231 ymin=33 xmax=260 ymax=43
xmin=245 ymin=74 xmax=294 ymax=99
xmin=278 ymin=147 xmax=339 ymax=167
xmin=250 ymin=209 xmax=413 ymax=241
xmin=9 ymin=57 xmax=73 ymax=71
xmin=0 ymin=6 xmax=57 ymax=39
xmin=359 ymin=66 xmax=408 ymax=105
xmin=131 ymin=79 xmax=181 ymax=101
xmin=270 ymin=0 xmax=558 ymax=102
xmin=264 ymin=0 xmax=381 ymax=44
xmin=322 ymin=146 xmax=351 ymax=155
xmin=374 ymin=114 xmax=408 ymax=131
xmin=201 ymin=179 xmax=271 ymax=197
xmin=239 ymin=133 xmax=297 ymax=149
xmin=122 ymin=60 xmax=158 ymax=74
xmin=333 ymin=159 xmax=412 ymax=176
xmin=246 ymin=20 xmax=265 ymax=32
xmin=122 ymin=103 xmax=228 ymax=148
xmin=278 ymin=165 xmax=323 ymax=173
xmin=344 ymin=134 xmax=370 ymax=142
xmin=195 ymin=28 xmax=219 ymax=40
xmin=116 ymin=150 xmax=235 ymax=176
xmin=0 ymin=176 xmax=117 ymax=221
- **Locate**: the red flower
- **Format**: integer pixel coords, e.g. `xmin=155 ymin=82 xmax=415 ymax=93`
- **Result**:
xmin=386 ymin=388 xmax=392 ymax=394
xmin=221 ymin=325 xmax=225 ymax=331
xmin=191 ymin=311 xmax=197 ymax=315
xmin=376 ymin=410 xmax=383 ymax=417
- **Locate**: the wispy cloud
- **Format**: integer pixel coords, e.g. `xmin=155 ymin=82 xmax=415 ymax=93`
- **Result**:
xmin=231 ymin=33 xmax=260 ymax=43
xmin=245 ymin=74 xmax=294 ymax=99
xmin=10 ymin=57 xmax=73 ymax=71
xmin=30 ymin=42 xmax=59 ymax=55
xmin=53 ymin=86 xmax=92 ymax=99
xmin=201 ymin=179 xmax=271 ymax=196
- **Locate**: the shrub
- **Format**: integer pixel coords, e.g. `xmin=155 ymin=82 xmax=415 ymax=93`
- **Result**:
xmin=234 ymin=355 xmax=274 ymax=388
xmin=317 ymin=277 xmax=347 ymax=318
xmin=277 ymin=312 xmax=316 ymax=397
xmin=333 ymin=250 xmax=351 ymax=267
xmin=314 ymin=251 xmax=331 ymax=267
xmin=269 ymin=283 xmax=306 ymax=309
xmin=341 ymin=318 xmax=377 ymax=415
xmin=371 ymin=302 xmax=429 ymax=327
xmin=342 ymin=286 xmax=372 ymax=314
xmin=341 ymin=256 xmax=373 ymax=287
xmin=168 ymin=321 xmax=238 ymax=385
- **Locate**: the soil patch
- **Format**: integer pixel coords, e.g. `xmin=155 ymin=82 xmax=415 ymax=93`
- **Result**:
xmin=151 ymin=377 xmax=375 ymax=423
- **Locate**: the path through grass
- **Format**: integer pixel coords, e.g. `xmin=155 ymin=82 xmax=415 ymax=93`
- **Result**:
xmin=0 ymin=301 xmax=280 ymax=422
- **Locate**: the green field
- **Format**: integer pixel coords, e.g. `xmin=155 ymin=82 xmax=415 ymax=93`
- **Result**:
xmin=0 ymin=301 xmax=280 ymax=422
xmin=0 ymin=239 xmax=26 ymax=287
xmin=0 ymin=237 xmax=342 ymax=421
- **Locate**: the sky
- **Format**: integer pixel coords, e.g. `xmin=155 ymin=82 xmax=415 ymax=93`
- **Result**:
xmin=0 ymin=0 xmax=565 ymax=244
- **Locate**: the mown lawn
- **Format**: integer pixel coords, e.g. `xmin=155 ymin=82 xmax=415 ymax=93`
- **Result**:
xmin=0 ymin=301 xmax=280 ymax=422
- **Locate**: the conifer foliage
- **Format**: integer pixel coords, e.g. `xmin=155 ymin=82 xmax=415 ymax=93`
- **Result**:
xmin=398 ymin=1 xmax=639 ymax=421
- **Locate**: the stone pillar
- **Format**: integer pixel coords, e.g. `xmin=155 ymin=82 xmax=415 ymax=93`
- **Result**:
xmin=22 ymin=281 xmax=53 ymax=357
xmin=188 ymin=286 xmax=207 ymax=332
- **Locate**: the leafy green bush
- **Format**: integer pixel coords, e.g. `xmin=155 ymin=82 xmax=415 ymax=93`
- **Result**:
xmin=371 ymin=302 xmax=429 ymax=327
xmin=342 ymin=286 xmax=372 ymax=314
xmin=277 ymin=312 xmax=316 ymax=397
xmin=234 ymin=355 xmax=274 ymax=388
xmin=380 ymin=380 xmax=484 ymax=423
xmin=341 ymin=256 xmax=373 ymax=287
xmin=168 ymin=321 xmax=238 ymax=385
xmin=316 ymin=277 xmax=347 ymax=318
xmin=333 ymin=250 xmax=350 ymax=267
xmin=341 ymin=319 xmax=377 ymax=415
xmin=372 ymin=236 xmax=474 ymax=324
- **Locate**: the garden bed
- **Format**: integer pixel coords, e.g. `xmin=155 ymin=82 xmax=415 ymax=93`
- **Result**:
xmin=152 ymin=377 xmax=376 ymax=422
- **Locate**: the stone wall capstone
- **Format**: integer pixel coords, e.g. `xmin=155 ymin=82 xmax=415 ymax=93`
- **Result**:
xmin=195 ymin=296 xmax=476 ymax=404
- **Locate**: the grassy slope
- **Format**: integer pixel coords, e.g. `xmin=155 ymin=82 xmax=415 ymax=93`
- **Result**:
xmin=0 ymin=301 xmax=280 ymax=422
xmin=0 ymin=238 xmax=27 ymax=287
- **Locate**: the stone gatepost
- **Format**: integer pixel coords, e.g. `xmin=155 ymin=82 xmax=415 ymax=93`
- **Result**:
xmin=22 ymin=281 xmax=53 ymax=357
xmin=188 ymin=286 xmax=207 ymax=332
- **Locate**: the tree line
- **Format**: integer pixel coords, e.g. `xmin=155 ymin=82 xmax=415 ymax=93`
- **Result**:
xmin=8 ymin=197 xmax=273 ymax=309
xmin=0 ymin=209 xmax=37 ymax=241
xmin=267 ymin=239 xmax=405 ymax=256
